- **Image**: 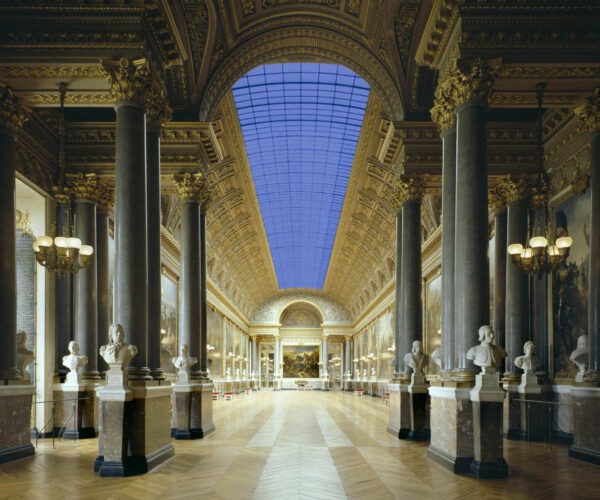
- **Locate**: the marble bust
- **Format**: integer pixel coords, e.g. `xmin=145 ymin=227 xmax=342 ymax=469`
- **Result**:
xmin=515 ymin=340 xmax=537 ymax=373
xmin=16 ymin=330 xmax=35 ymax=379
xmin=466 ymin=325 xmax=507 ymax=374
xmin=62 ymin=340 xmax=88 ymax=385
xmin=362 ymin=368 xmax=367 ymax=379
xmin=404 ymin=340 xmax=428 ymax=374
xmin=371 ymin=367 xmax=376 ymax=378
xmin=570 ymin=335 xmax=589 ymax=382
xmin=355 ymin=369 xmax=360 ymax=380
xmin=99 ymin=323 xmax=137 ymax=369
xmin=172 ymin=344 xmax=197 ymax=371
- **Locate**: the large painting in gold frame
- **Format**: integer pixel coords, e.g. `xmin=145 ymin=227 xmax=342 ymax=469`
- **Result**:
xmin=282 ymin=345 xmax=319 ymax=378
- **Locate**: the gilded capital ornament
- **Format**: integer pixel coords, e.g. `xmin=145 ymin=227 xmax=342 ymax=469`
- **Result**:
xmin=51 ymin=184 xmax=72 ymax=208
xmin=496 ymin=175 xmax=527 ymax=204
xmin=97 ymin=182 xmax=115 ymax=214
xmin=527 ymin=174 xmax=549 ymax=208
xmin=488 ymin=189 xmax=506 ymax=215
xmin=101 ymin=58 xmax=151 ymax=108
xmin=173 ymin=172 xmax=212 ymax=210
xmin=450 ymin=58 xmax=497 ymax=108
xmin=574 ymin=86 xmax=600 ymax=133
xmin=146 ymin=76 xmax=173 ymax=131
xmin=68 ymin=173 xmax=100 ymax=202
xmin=392 ymin=176 xmax=425 ymax=206
xmin=0 ymin=81 xmax=30 ymax=137
xmin=431 ymin=76 xmax=456 ymax=132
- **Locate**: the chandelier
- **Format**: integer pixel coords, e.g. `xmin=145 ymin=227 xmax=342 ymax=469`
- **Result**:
xmin=32 ymin=83 xmax=94 ymax=277
xmin=506 ymin=83 xmax=572 ymax=275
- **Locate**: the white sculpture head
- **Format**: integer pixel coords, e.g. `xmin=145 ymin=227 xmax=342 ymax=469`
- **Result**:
xmin=412 ymin=340 xmax=424 ymax=355
xmin=478 ymin=325 xmax=494 ymax=344
xmin=523 ymin=340 xmax=535 ymax=356
xmin=68 ymin=340 xmax=80 ymax=355
xmin=109 ymin=323 xmax=125 ymax=345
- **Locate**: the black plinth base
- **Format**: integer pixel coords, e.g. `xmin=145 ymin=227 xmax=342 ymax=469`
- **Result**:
xmin=172 ymin=423 xmax=216 ymax=440
xmin=0 ymin=443 xmax=35 ymax=465
xmin=427 ymin=446 xmax=472 ymax=474
xmin=408 ymin=429 xmax=430 ymax=441
xmin=63 ymin=426 xmax=97 ymax=440
xmin=397 ymin=428 xmax=411 ymax=439
xmin=506 ymin=428 xmax=523 ymax=440
xmin=470 ymin=458 xmax=508 ymax=479
xmin=97 ymin=444 xmax=175 ymax=477
xmin=569 ymin=445 xmax=600 ymax=465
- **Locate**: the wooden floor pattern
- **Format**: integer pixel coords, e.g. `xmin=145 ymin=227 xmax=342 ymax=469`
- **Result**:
xmin=0 ymin=390 xmax=598 ymax=499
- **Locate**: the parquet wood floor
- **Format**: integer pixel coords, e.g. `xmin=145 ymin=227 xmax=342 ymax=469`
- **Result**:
xmin=0 ymin=390 xmax=597 ymax=499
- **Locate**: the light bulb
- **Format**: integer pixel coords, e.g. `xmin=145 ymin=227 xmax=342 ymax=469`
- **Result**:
xmin=556 ymin=236 xmax=573 ymax=249
xmin=54 ymin=236 xmax=67 ymax=248
xmin=507 ymin=243 xmax=523 ymax=255
xmin=80 ymin=245 xmax=94 ymax=256
xmin=66 ymin=237 xmax=82 ymax=249
xmin=529 ymin=236 xmax=548 ymax=248
xmin=35 ymin=235 xmax=53 ymax=248
xmin=521 ymin=248 xmax=533 ymax=260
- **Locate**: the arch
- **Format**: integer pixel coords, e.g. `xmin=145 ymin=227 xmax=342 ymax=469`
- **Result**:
xmin=280 ymin=301 xmax=323 ymax=327
xmin=199 ymin=26 xmax=404 ymax=122
xmin=277 ymin=299 xmax=325 ymax=326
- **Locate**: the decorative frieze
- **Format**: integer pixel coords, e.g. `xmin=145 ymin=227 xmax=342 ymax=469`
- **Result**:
xmin=574 ymin=86 xmax=600 ymax=133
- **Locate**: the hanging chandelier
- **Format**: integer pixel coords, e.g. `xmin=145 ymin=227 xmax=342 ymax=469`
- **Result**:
xmin=33 ymin=83 xmax=94 ymax=277
xmin=506 ymin=83 xmax=572 ymax=275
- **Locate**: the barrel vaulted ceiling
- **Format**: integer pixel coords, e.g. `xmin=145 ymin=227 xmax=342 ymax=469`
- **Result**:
xmin=1 ymin=1 xmax=599 ymax=321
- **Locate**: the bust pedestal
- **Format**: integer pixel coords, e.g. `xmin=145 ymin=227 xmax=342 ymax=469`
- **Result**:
xmin=171 ymin=372 xmax=215 ymax=440
xmin=408 ymin=373 xmax=430 ymax=441
xmin=387 ymin=380 xmax=411 ymax=439
xmin=469 ymin=372 xmax=508 ymax=479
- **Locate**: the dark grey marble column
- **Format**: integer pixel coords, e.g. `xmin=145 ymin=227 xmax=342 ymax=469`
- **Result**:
xmin=400 ymin=182 xmax=424 ymax=371
xmin=530 ymin=194 xmax=548 ymax=377
xmin=72 ymin=175 xmax=99 ymax=379
xmin=175 ymin=182 xmax=201 ymax=377
xmin=574 ymin=91 xmax=600 ymax=382
xmin=453 ymin=69 xmax=493 ymax=380
xmin=102 ymin=58 xmax=151 ymax=379
xmin=391 ymin=202 xmax=403 ymax=379
xmin=489 ymin=191 xmax=507 ymax=372
xmin=199 ymin=209 xmax=209 ymax=378
xmin=0 ymin=84 xmax=28 ymax=380
xmin=96 ymin=186 xmax=112 ymax=374
xmin=499 ymin=177 xmax=529 ymax=381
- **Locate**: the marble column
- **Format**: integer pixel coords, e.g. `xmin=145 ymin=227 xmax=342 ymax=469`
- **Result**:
xmin=489 ymin=190 xmax=507 ymax=368
xmin=0 ymin=81 xmax=35 ymax=463
xmin=321 ymin=335 xmax=329 ymax=376
xmin=274 ymin=335 xmax=281 ymax=379
xmin=96 ymin=185 xmax=113 ymax=374
xmin=251 ymin=335 xmax=258 ymax=377
xmin=344 ymin=336 xmax=351 ymax=373
xmin=392 ymin=207 xmax=403 ymax=379
xmin=146 ymin=85 xmax=171 ymax=380
xmin=432 ymin=92 xmax=457 ymax=376
xmin=498 ymin=176 xmax=529 ymax=382
xmin=71 ymin=173 xmax=100 ymax=380
xmin=569 ymin=87 xmax=600 ymax=465
xmin=199 ymin=206 xmax=210 ymax=379
xmin=104 ymin=59 xmax=150 ymax=380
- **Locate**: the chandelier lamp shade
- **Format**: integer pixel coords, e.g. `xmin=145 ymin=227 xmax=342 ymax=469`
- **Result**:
xmin=33 ymin=234 xmax=94 ymax=277
xmin=506 ymin=83 xmax=573 ymax=276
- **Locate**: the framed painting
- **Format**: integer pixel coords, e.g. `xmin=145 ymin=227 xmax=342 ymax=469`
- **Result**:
xmin=282 ymin=345 xmax=319 ymax=378
xmin=424 ymin=272 xmax=442 ymax=373
xmin=160 ymin=274 xmax=178 ymax=373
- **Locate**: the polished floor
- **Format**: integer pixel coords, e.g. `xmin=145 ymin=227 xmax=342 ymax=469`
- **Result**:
xmin=0 ymin=390 xmax=597 ymax=500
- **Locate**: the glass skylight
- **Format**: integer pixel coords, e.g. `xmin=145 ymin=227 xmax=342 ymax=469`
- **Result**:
xmin=232 ymin=63 xmax=370 ymax=289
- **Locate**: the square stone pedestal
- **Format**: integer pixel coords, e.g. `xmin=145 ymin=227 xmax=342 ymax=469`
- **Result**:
xmin=427 ymin=386 xmax=473 ymax=473
xmin=408 ymin=375 xmax=430 ymax=441
xmin=54 ymin=382 xmax=100 ymax=439
xmin=504 ymin=377 xmax=550 ymax=442
xmin=470 ymin=373 xmax=508 ymax=479
xmin=387 ymin=383 xmax=410 ymax=439
xmin=0 ymin=384 xmax=35 ymax=464
xmin=96 ymin=379 xmax=175 ymax=477
xmin=171 ymin=382 xmax=215 ymax=439
xmin=569 ymin=386 xmax=600 ymax=465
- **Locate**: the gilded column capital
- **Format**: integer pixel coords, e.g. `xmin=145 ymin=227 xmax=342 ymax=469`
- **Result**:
xmin=392 ymin=176 xmax=425 ymax=207
xmin=574 ymin=86 xmax=600 ymax=133
xmin=146 ymin=75 xmax=173 ymax=131
xmin=0 ymin=81 xmax=30 ymax=137
xmin=488 ymin=189 xmax=506 ymax=216
xmin=51 ymin=184 xmax=72 ymax=208
xmin=68 ymin=173 xmax=101 ymax=202
xmin=527 ymin=174 xmax=550 ymax=208
xmin=496 ymin=175 xmax=528 ymax=205
xmin=431 ymin=76 xmax=456 ymax=133
xmin=101 ymin=58 xmax=151 ymax=108
xmin=97 ymin=182 xmax=115 ymax=215
xmin=450 ymin=58 xmax=497 ymax=108
xmin=173 ymin=172 xmax=212 ymax=210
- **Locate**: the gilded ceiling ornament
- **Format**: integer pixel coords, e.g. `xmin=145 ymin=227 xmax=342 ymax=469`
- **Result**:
xmin=97 ymin=183 xmax=115 ymax=215
xmin=146 ymin=76 xmax=173 ymax=131
xmin=241 ymin=0 xmax=256 ymax=15
xmin=68 ymin=173 xmax=100 ymax=202
xmin=573 ymin=86 xmax=600 ymax=133
xmin=450 ymin=58 xmax=497 ymax=108
xmin=0 ymin=81 xmax=30 ymax=138
xmin=496 ymin=175 xmax=527 ymax=204
xmin=101 ymin=58 xmax=151 ymax=108
xmin=173 ymin=172 xmax=212 ymax=210
xmin=51 ymin=184 xmax=72 ymax=208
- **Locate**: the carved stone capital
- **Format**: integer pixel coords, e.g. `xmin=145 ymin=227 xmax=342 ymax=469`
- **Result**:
xmin=496 ymin=175 xmax=527 ymax=204
xmin=0 ymin=81 xmax=30 ymax=137
xmin=488 ymin=189 xmax=506 ymax=216
xmin=101 ymin=58 xmax=151 ymax=108
xmin=146 ymin=75 xmax=173 ymax=131
xmin=450 ymin=59 xmax=497 ymax=108
xmin=431 ymin=76 xmax=456 ymax=133
xmin=97 ymin=182 xmax=115 ymax=214
xmin=574 ymin=86 xmax=600 ymax=133
xmin=68 ymin=173 xmax=100 ymax=202
xmin=173 ymin=172 xmax=212 ymax=210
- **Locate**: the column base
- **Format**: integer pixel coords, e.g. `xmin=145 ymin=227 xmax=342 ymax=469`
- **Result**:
xmin=97 ymin=444 xmax=175 ymax=477
xmin=469 ymin=458 xmax=508 ymax=479
xmin=386 ymin=383 xmax=411 ymax=439
xmin=0 ymin=385 xmax=35 ymax=465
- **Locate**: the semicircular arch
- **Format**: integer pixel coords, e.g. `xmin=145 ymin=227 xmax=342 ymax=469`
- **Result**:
xmin=199 ymin=26 xmax=404 ymax=122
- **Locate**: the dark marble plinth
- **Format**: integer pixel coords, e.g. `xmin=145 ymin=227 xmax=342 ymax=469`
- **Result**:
xmin=172 ymin=383 xmax=215 ymax=439
xmin=0 ymin=387 xmax=35 ymax=464
xmin=53 ymin=387 xmax=97 ymax=439
xmin=569 ymin=387 xmax=600 ymax=465
xmin=409 ymin=392 xmax=430 ymax=441
xmin=472 ymin=401 xmax=507 ymax=479
xmin=386 ymin=383 xmax=411 ymax=439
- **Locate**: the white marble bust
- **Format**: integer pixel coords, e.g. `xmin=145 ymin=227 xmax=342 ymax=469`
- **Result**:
xmin=362 ymin=368 xmax=367 ymax=380
xmin=172 ymin=344 xmax=197 ymax=372
xmin=404 ymin=340 xmax=428 ymax=374
xmin=515 ymin=340 xmax=537 ymax=373
xmin=62 ymin=340 xmax=88 ymax=385
xmin=99 ymin=323 xmax=137 ymax=368
xmin=16 ymin=330 xmax=35 ymax=379
xmin=355 ymin=369 xmax=360 ymax=380
xmin=371 ymin=367 xmax=376 ymax=378
xmin=466 ymin=325 xmax=507 ymax=374
xmin=570 ymin=335 xmax=588 ymax=382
